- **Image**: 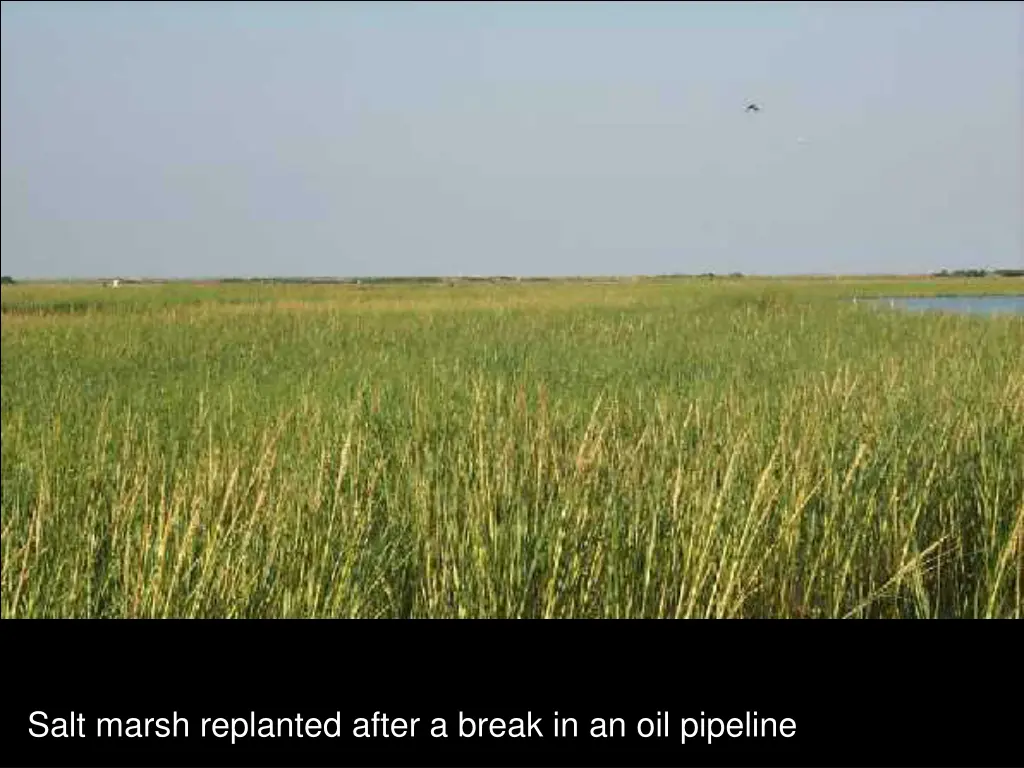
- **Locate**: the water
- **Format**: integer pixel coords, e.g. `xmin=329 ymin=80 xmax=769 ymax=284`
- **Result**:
xmin=867 ymin=295 xmax=1024 ymax=316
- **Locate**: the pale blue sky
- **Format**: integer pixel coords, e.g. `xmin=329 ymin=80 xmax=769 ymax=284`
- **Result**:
xmin=2 ymin=1 xmax=1021 ymax=279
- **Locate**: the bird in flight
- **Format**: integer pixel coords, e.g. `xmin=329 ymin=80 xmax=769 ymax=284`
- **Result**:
xmin=745 ymin=102 xmax=761 ymax=112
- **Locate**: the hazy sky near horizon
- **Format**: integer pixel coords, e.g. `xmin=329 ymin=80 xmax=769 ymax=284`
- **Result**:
xmin=2 ymin=1 xmax=1021 ymax=279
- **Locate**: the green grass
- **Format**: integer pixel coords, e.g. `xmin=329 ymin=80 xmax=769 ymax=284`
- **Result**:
xmin=2 ymin=276 xmax=1022 ymax=618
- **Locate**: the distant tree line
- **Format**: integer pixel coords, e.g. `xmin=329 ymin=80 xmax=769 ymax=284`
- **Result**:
xmin=933 ymin=268 xmax=1024 ymax=278
xmin=1 ymin=275 xmax=15 ymax=285
xmin=657 ymin=272 xmax=745 ymax=279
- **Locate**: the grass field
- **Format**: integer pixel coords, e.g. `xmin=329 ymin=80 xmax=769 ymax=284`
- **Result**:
xmin=2 ymin=276 xmax=1022 ymax=618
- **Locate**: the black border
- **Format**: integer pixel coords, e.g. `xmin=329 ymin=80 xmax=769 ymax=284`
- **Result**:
xmin=3 ymin=619 xmax=1020 ymax=768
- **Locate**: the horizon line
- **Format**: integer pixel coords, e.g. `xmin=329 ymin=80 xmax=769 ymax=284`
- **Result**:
xmin=4 ymin=270 xmax=1022 ymax=283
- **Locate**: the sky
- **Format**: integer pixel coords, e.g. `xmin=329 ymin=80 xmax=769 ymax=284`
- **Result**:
xmin=1 ymin=0 xmax=1021 ymax=279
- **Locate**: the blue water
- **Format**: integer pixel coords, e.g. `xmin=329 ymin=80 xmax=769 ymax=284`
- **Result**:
xmin=869 ymin=295 xmax=1024 ymax=316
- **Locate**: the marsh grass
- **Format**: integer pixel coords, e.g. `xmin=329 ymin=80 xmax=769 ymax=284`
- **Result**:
xmin=2 ymin=278 xmax=1022 ymax=617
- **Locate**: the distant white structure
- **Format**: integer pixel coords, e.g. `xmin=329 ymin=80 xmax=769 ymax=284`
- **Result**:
xmin=111 ymin=279 xmax=120 ymax=288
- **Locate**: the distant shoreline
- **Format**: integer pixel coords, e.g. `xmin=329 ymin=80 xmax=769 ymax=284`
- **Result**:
xmin=3 ymin=271 xmax=1023 ymax=286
